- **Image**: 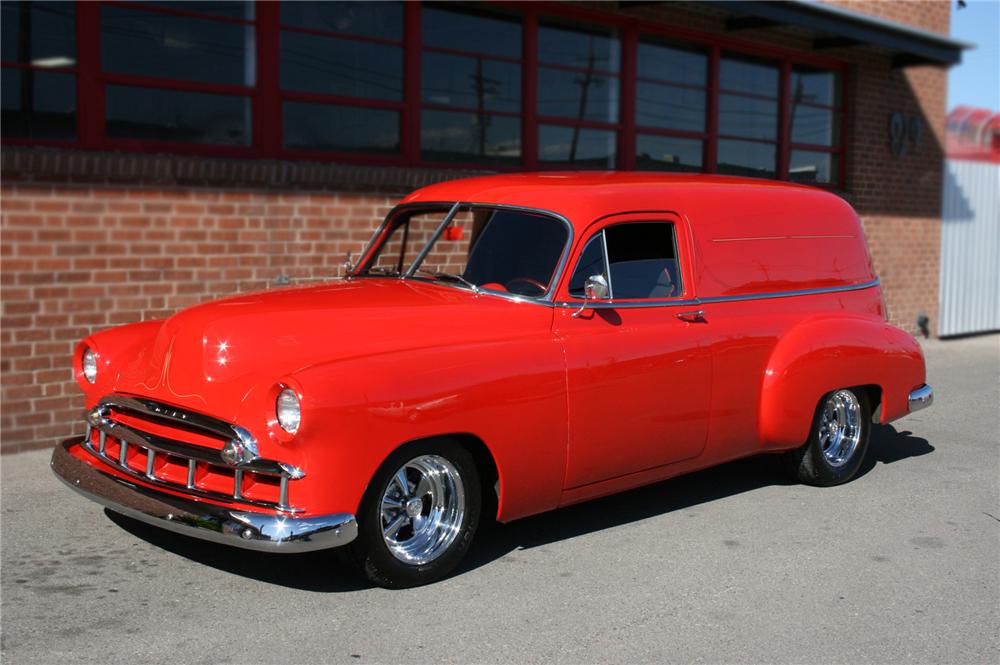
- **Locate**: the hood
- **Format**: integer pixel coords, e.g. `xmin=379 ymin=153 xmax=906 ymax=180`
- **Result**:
xmin=111 ymin=279 xmax=552 ymax=422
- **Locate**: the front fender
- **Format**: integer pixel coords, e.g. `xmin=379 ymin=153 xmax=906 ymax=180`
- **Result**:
xmin=284 ymin=336 xmax=567 ymax=522
xmin=77 ymin=320 xmax=165 ymax=403
xmin=759 ymin=314 xmax=925 ymax=448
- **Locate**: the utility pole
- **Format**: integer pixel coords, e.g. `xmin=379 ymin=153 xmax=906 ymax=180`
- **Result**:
xmin=570 ymin=40 xmax=602 ymax=162
xmin=469 ymin=57 xmax=499 ymax=157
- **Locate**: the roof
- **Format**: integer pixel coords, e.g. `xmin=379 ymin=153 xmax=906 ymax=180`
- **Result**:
xmin=401 ymin=172 xmax=849 ymax=230
xmin=699 ymin=0 xmax=972 ymax=67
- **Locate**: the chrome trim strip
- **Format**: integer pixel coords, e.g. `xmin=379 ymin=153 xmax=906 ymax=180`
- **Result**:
xmin=908 ymin=384 xmax=933 ymax=412
xmin=553 ymin=278 xmax=881 ymax=309
xmin=697 ymin=278 xmax=881 ymax=304
xmin=52 ymin=439 xmax=356 ymax=554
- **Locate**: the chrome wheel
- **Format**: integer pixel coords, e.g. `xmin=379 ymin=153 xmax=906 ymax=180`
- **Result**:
xmin=380 ymin=454 xmax=466 ymax=565
xmin=818 ymin=389 xmax=862 ymax=467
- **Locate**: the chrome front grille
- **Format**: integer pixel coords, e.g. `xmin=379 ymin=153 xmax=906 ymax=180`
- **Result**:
xmin=82 ymin=395 xmax=304 ymax=513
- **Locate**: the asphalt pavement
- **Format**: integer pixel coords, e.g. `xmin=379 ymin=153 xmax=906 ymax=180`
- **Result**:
xmin=2 ymin=334 xmax=998 ymax=664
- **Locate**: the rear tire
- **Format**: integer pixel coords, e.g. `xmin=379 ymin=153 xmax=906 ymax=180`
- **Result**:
xmin=348 ymin=440 xmax=481 ymax=589
xmin=783 ymin=387 xmax=871 ymax=487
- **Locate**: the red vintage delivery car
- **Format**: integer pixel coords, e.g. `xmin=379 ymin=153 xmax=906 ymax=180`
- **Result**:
xmin=52 ymin=173 xmax=933 ymax=588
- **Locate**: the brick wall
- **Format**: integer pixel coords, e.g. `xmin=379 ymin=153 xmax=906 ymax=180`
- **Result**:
xmin=0 ymin=171 xmax=411 ymax=453
xmin=0 ymin=1 xmax=952 ymax=453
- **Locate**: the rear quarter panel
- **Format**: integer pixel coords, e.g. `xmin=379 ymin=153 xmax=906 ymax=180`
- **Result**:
xmin=758 ymin=313 xmax=926 ymax=448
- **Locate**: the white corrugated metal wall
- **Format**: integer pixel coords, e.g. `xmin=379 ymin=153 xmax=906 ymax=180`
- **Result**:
xmin=938 ymin=159 xmax=1000 ymax=336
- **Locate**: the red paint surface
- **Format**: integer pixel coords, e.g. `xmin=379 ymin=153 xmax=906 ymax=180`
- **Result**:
xmin=70 ymin=174 xmax=927 ymax=524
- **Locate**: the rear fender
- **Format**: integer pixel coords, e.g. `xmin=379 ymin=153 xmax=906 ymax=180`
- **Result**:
xmin=759 ymin=315 xmax=925 ymax=448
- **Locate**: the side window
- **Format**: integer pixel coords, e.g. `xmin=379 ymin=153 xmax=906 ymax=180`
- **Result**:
xmin=567 ymin=234 xmax=608 ymax=297
xmin=605 ymin=223 xmax=681 ymax=299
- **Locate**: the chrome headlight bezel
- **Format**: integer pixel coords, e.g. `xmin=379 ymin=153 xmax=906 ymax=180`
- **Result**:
xmin=276 ymin=388 xmax=301 ymax=434
xmin=82 ymin=347 xmax=98 ymax=384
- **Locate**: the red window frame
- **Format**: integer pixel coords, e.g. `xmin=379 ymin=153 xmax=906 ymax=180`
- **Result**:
xmin=0 ymin=1 xmax=79 ymax=147
xmin=1 ymin=0 xmax=850 ymax=189
xmin=271 ymin=0 xmax=406 ymax=165
xmin=417 ymin=4 xmax=525 ymax=168
xmin=631 ymin=36 xmax=710 ymax=172
xmin=534 ymin=17 xmax=623 ymax=169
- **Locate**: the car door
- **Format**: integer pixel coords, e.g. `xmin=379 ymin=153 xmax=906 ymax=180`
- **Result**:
xmin=552 ymin=213 xmax=712 ymax=489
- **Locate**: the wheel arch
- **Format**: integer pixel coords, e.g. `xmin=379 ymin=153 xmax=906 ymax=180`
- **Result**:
xmin=759 ymin=314 xmax=922 ymax=449
xmin=361 ymin=432 xmax=503 ymax=523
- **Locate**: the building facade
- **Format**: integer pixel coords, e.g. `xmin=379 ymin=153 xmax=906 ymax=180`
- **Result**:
xmin=0 ymin=0 xmax=966 ymax=453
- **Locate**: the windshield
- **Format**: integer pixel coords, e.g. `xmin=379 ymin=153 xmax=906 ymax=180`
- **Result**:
xmin=355 ymin=205 xmax=569 ymax=298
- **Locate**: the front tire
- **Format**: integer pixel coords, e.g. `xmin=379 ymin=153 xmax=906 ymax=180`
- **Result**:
xmin=784 ymin=387 xmax=871 ymax=486
xmin=349 ymin=440 xmax=481 ymax=588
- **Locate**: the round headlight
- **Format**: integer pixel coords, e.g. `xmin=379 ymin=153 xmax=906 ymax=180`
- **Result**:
xmin=276 ymin=388 xmax=301 ymax=433
xmin=82 ymin=347 xmax=97 ymax=384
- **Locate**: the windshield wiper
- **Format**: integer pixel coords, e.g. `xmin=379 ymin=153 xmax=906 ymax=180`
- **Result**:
xmin=415 ymin=269 xmax=480 ymax=293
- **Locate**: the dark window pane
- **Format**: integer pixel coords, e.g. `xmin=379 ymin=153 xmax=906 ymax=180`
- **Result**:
xmin=283 ymin=101 xmax=399 ymax=153
xmin=462 ymin=210 xmax=568 ymax=296
xmin=605 ymin=223 xmax=681 ymax=299
xmin=720 ymin=54 xmax=778 ymax=96
xmin=568 ymin=235 xmax=608 ymax=297
xmin=1 ymin=69 xmax=76 ymax=139
xmin=537 ymin=67 xmax=619 ymax=122
xmin=636 ymin=81 xmax=704 ymax=131
xmin=719 ymin=93 xmax=777 ymax=141
xmin=106 ymin=86 xmax=249 ymax=145
xmin=365 ymin=210 xmax=450 ymax=276
xmin=637 ymin=40 xmax=705 ymax=85
xmin=791 ymin=65 xmax=840 ymax=107
xmin=790 ymin=150 xmax=837 ymax=184
xmin=101 ymin=6 xmax=253 ymax=85
xmin=280 ymin=1 xmax=402 ymax=40
xmin=791 ymin=105 xmax=839 ymax=147
xmin=422 ymin=53 xmax=520 ymax=113
xmin=717 ymin=139 xmax=776 ymax=178
xmin=539 ymin=22 xmax=619 ymax=71
xmin=636 ymin=135 xmax=703 ymax=172
xmin=137 ymin=2 xmax=255 ymax=20
xmin=2 ymin=2 xmax=76 ymax=65
xmin=281 ymin=31 xmax=402 ymax=100
xmin=422 ymin=5 xmax=520 ymax=59
xmin=539 ymin=125 xmax=615 ymax=168
xmin=421 ymin=110 xmax=520 ymax=164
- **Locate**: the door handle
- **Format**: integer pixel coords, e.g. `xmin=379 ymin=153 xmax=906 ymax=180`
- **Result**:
xmin=675 ymin=309 xmax=705 ymax=323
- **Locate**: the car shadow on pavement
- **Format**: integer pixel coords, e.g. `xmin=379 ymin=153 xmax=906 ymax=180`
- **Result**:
xmin=105 ymin=424 xmax=932 ymax=591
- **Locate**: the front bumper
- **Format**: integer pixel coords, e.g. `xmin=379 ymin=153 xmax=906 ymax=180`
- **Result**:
xmin=51 ymin=438 xmax=357 ymax=553
xmin=908 ymin=383 xmax=934 ymax=413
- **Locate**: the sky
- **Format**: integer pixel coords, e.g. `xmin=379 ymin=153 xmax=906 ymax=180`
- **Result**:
xmin=947 ymin=0 xmax=1000 ymax=111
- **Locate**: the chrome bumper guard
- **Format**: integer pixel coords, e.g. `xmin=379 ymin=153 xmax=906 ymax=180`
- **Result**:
xmin=908 ymin=384 xmax=934 ymax=413
xmin=51 ymin=438 xmax=357 ymax=553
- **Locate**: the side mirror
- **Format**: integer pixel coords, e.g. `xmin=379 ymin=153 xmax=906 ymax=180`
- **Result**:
xmin=573 ymin=274 xmax=610 ymax=317
xmin=584 ymin=274 xmax=609 ymax=300
xmin=341 ymin=251 xmax=354 ymax=277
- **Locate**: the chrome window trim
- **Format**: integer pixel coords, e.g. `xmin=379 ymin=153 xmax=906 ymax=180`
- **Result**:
xmin=355 ymin=203 xmax=879 ymax=310
xmin=553 ymin=278 xmax=882 ymax=309
xmin=404 ymin=202 xmax=462 ymax=277
xmin=600 ymin=229 xmax=614 ymax=300
xmin=571 ymin=219 xmax=685 ymax=302
xmin=354 ymin=201 xmax=576 ymax=305
xmin=566 ymin=233 xmax=608 ymax=299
